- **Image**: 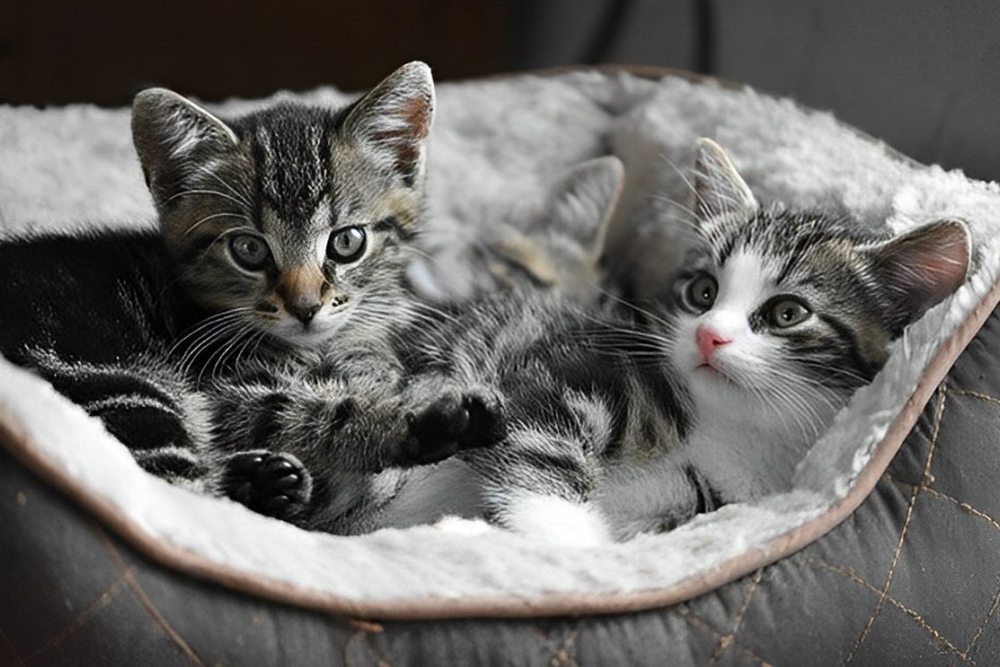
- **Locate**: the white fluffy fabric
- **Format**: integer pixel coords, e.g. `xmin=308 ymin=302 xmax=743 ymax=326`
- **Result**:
xmin=2 ymin=70 xmax=1000 ymax=607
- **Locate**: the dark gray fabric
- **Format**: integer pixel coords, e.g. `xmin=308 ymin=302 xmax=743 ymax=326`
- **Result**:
xmin=3 ymin=306 xmax=1000 ymax=666
xmin=512 ymin=1 xmax=1000 ymax=183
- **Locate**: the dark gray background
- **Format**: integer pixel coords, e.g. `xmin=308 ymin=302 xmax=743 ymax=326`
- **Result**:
xmin=513 ymin=0 xmax=1000 ymax=181
xmin=2 ymin=1 xmax=995 ymax=180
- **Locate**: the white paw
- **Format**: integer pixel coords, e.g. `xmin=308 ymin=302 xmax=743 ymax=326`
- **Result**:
xmin=508 ymin=494 xmax=613 ymax=547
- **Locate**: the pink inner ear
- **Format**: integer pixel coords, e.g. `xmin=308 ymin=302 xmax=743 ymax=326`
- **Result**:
xmin=879 ymin=220 xmax=970 ymax=313
xmin=371 ymin=96 xmax=432 ymax=177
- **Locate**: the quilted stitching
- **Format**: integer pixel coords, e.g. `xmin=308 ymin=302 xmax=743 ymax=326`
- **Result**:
xmin=95 ymin=525 xmax=206 ymax=666
xmin=19 ymin=575 xmax=129 ymax=663
xmin=676 ymin=602 xmax=774 ymax=667
xmin=846 ymin=386 xmax=949 ymax=662
xmin=708 ymin=569 xmax=764 ymax=665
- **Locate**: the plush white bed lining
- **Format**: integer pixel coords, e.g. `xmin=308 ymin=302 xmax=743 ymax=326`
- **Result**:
xmin=2 ymin=68 xmax=1000 ymax=619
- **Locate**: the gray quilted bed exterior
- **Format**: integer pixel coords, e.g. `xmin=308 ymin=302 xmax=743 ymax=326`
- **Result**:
xmin=3 ymin=305 xmax=1000 ymax=666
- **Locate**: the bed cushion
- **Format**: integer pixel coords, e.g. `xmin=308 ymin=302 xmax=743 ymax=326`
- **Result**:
xmin=2 ymin=67 xmax=1000 ymax=664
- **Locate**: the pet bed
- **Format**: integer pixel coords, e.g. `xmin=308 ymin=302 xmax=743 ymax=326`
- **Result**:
xmin=2 ymin=67 xmax=1000 ymax=665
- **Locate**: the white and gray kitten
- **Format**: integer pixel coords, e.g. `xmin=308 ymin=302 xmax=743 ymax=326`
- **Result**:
xmin=359 ymin=139 xmax=970 ymax=544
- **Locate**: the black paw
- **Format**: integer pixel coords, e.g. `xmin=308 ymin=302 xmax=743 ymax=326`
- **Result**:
xmin=463 ymin=394 xmax=503 ymax=445
xmin=401 ymin=393 xmax=503 ymax=465
xmin=222 ymin=451 xmax=312 ymax=521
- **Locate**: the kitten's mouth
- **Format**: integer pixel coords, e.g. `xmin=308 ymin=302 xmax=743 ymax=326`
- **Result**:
xmin=293 ymin=296 xmax=352 ymax=329
xmin=695 ymin=361 xmax=740 ymax=387
xmin=284 ymin=312 xmax=354 ymax=346
xmin=697 ymin=363 xmax=724 ymax=379
xmin=254 ymin=297 xmax=358 ymax=347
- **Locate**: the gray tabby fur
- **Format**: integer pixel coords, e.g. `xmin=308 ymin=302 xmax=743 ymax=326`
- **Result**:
xmin=308 ymin=139 xmax=970 ymax=544
xmin=407 ymin=156 xmax=624 ymax=305
xmin=132 ymin=61 xmax=434 ymax=355
xmin=132 ymin=61 xmax=444 ymax=493
xmin=4 ymin=63 xmax=475 ymax=514
xmin=205 ymin=156 xmax=626 ymax=530
xmin=127 ymin=62 xmax=625 ymax=520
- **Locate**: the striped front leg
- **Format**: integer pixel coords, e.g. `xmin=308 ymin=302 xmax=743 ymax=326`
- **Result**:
xmin=21 ymin=348 xmax=210 ymax=486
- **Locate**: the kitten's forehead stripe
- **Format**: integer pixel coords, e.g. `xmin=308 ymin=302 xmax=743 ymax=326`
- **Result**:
xmin=700 ymin=210 xmax=895 ymax=314
xmin=705 ymin=209 xmax=883 ymax=265
xmin=236 ymin=104 xmax=332 ymax=224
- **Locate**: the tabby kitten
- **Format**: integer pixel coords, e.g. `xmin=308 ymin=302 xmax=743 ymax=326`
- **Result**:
xmin=344 ymin=138 xmax=970 ymax=544
xmin=0 ymin=62 xmax=470 ymax=509
xmin=407 ymin=156 xmax=624 ymax=305
xmin=228 ymin=155 xmax=628 ymax=531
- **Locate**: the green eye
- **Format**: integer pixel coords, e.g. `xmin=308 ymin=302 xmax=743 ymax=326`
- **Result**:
xmin=769 ymin=297 xmax=811 ymax=328
xmin=229 ymin=234 xmax=270 ymax=270
xmin=685 ymin=274 xmax=718 ymax=310
xmin=327 ymin=226 xmax=367 ymax=263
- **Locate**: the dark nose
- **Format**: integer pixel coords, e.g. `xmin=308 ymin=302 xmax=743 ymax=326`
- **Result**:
xmin=289 ymin=302 xmax=320 ymax=325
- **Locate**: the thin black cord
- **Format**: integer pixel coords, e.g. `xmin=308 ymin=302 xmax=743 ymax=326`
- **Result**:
xmin=581 ymin=0 xmax=638 ymax=65
xmin=693 ymin=0 xmax=715 ymax=74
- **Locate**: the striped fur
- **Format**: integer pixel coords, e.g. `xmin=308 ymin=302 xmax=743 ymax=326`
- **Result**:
xmin=319 ymin=139 xmax=970 ymax=544
xmin=407 ymin=156 xmax=625 ymax=305
xmin=0 ymin=63 xmax=460 ymax=516
xmin=132 ymin=61 xmax=434 ymax=350
xmin=209 ymin=155 xmax=629 ymax=532
xmin=0 ymin=62 xmax=631 ymax=526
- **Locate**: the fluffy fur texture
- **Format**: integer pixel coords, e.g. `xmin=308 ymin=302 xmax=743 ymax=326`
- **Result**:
xmin=0 ymin=63 xmax=478 ymax=503
xmin=306 ymin=139 xmax=966 ymax=545
xmin=132 ymin=62 xmax=434 ymax=350
xmin=1 ymin=71 xmax=999 ymax=605
xmin=0 ymin=62 xmax=629 ymax=526
xmin=408 ymin=156 xmax=624 ymax=304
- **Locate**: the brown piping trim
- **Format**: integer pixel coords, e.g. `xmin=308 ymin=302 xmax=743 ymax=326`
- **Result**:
xmin=0 ymin=66 xmax=993 ymax=621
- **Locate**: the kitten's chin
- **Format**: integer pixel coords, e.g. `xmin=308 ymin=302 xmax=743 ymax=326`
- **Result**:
xmin=277 ymin=326 xmax=343 ymax=349
xmin=684 ymin=356 xmax=769 ymax=411
xmin=679 ymin=349 xmax=741 ymax=389
xmin=261 ymin=309 xmax=359 ymax=349
xmin=689 ymin=364 xmax=743 ymax=393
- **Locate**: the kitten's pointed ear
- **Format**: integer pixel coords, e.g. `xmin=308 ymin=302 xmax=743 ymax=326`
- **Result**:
xmin=868 ymin=219 xmax=970 ymax=327
xmin=539 ymin=156 xmax=625 ymax=260
xmin=341 ymin=61 xmax=435 ymax=187
xmin=132 ymin=88 xmax=239 ymax=205
xmin=693 ymin=138 xmax=759 ymax=222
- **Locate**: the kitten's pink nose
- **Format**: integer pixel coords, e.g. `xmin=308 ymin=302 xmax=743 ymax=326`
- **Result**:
xmin=696 ymin=325 xmax=731 ymax=362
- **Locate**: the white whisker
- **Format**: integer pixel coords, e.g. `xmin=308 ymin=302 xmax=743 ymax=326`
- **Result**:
xmin=184 ymin=212 xmax=251 ymax=237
